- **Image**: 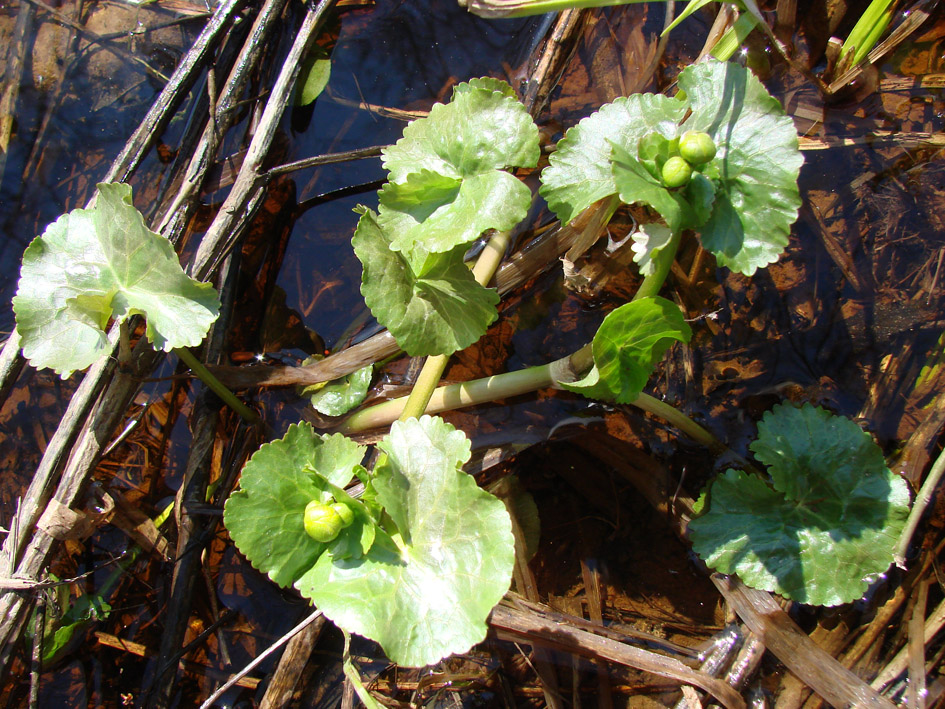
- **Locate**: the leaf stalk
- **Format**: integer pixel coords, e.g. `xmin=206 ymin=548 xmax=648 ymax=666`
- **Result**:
xmin=175 ymin=347 xmax=259 ymax=422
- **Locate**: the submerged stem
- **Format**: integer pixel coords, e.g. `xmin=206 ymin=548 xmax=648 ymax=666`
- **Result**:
xmin=175 ymin=347 xmax=259 ymax=422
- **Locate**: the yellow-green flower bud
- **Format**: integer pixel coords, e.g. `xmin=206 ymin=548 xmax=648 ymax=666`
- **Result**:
xmin=331 ymin=502 xmax=355 ymax=528
xmin=661 ymin=155 xmax=693 ymax=188
xmin=303 ymin=501 xmax=345 ymax=543
xmin=678 ymin=130 xmax=717 ymax=165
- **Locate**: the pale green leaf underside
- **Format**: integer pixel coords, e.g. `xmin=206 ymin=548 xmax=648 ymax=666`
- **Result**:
xmin=539 ymin=94 xmax=687 ymax=226
xmin=563 ymin=296 xmax=691 ymax=404
xmin=223 ymin=424 xmax=366 ymax=588
xmin=353 ymin=209 xmax=499 ymax=357
xmin=631 ymin=223 xmax=674 ymax=276
xmin=690 ymin=404 xmax=911 ymax=606
xmin=297 ymin=416 xmax=515 ymax=667
xmin=678 ymin=60 xmax=803 ymax=275
xmin=13 ymin=182 xmax=220 ymax=378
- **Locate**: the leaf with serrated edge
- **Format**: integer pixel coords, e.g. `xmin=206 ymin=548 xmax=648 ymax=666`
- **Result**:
xmin=690 ymin=403 xmax=911 ymax=606
xmin=562 ymin=296 xmax=691 ymax=403
xmin=379 ymin=169 xmax=531 ymax=254
xmin=353 ymin=209 xmax=499 ymax=357
xmin=678 ymin=60 xmax=803 ymax=275
xmin=223 ymin=424 xmax=366 ymax=589
xmin=13 ymin=183 xmax=220 ymax=378
xmin=382 ymin=82 xmax=538 ymax=182
xmin=297 ymin=416 xmax=515 ymax=667
xmin=539 ymin=94 xmax=687 ymax=226
xmin=378 ymin=81 xmax=538 ymax=254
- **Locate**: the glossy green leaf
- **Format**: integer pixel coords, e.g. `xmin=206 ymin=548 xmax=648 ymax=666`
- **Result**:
xmin=539 ymin=94 xmax=687 ymax=226
xmin=223 ymin=424 xmax=367 ymax=588
xmin=13 ymin=182 xmax=219 ymax=378
xmin=353 ymin=208 xmax=499 ymax=357
xmin=678 ymin=60 xmax=803 ymax=275
xmin=561 ymin=296 xmax=691 ymax=404
xmin=610 ymin=142 xmax=699 ymax=234
xmin=295 ymin=50 xmax=331 ymax=106
xmin=296 ymin=416 xmax=515 ymax=667
xmin=378 ymin=169 xmax=531 ymax=254
xmin=302 ymin=363 xmax=373 ymax=417
xmin=378 ymin=79 xmax=538 ymax=254
xmin=689 ymin=403 xmax=911 ymax=606
xmin=382 ymin=80 xmax=539 ymax=182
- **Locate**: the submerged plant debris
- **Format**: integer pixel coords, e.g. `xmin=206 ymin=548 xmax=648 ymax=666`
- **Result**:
xmin=0 ymin=0 xmax=944 ymax=707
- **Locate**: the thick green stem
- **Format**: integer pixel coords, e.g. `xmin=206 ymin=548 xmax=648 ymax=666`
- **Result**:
xmin=396 ymin=229 xmax=514 ymax=423
xmin=341 ymin=348 xmax=582 ymax=433
xmin=175 ymin=347 xmax=259 ymax=422
xmin=350 ymin=221 xmax=683 ymax=432
xmin=633 ymin=227 xmax=681 ymax=301
xmin=340 ymin=346 xmax=725 ymax=453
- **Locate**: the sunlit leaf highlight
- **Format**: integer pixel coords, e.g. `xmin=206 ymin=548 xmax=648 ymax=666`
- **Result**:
xmin=297 ymin=416 xmax=515 ymax=667
xmin=13 ymin=183 xmax=220 ymax=377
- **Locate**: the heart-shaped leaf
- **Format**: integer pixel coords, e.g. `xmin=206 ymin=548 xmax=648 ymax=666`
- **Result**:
xmin=678 ymin=60 xmax=803 ymax=275
xmin=561 ymin=296 xmax=692 ymax=404
xmin=13 ymin=182 xmax=220 ymax=377
xmin=689 ymin=403 xmax=911 ymax=606
xmin=224 ymin=424 xmax=367 ymax=588
xmin=296 ymin=416 xmax=515 ymax=667
xmin=353 ymin=208 xmax=499 ymax=357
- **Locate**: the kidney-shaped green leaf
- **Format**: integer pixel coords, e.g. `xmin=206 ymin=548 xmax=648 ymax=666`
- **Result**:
xmin=378 ymin=79 xmax=538 ymax=255
xmin=689 ymin=403 xmax=911 ymax=606
xmin=678 ymin=60 xmax=803 ymax=275
xmin=224 ymin=424 xmax=367 ymax=589
xmin=539 ymin=94 xmax=687 ymax=226
xmin=353 ymin=208 xmax=499 ymax=357
xmin=561 ymin=296 xmax=692 ymax=404
xmin=13 ymin=182 xmax=220 ymax=377
xmin=296 ymin=416 xmax=515 ymax=667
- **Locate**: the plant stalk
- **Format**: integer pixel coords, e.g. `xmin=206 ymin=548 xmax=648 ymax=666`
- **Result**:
xmin=350 ymin=220 xmax=683 ymax=432
xmin=395 ymin=229 xmax=514 ymax=423
xmin=893 ymin=445 xmax=945 ymax=567
xmin=175 ymin=347 xmax=259 ymax=422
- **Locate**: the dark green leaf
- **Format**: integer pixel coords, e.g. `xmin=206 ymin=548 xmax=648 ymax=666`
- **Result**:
xmin=561 ymin=296 xmax=692 ymax=403
xmin=353 ymin=209 xmax=499 ymax=357
xmin=689 ymin=403 xmax=911 ymax=605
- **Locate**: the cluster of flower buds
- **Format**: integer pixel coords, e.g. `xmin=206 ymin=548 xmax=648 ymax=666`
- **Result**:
xmin=303 ymin=499 xmax=355 ymax=542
